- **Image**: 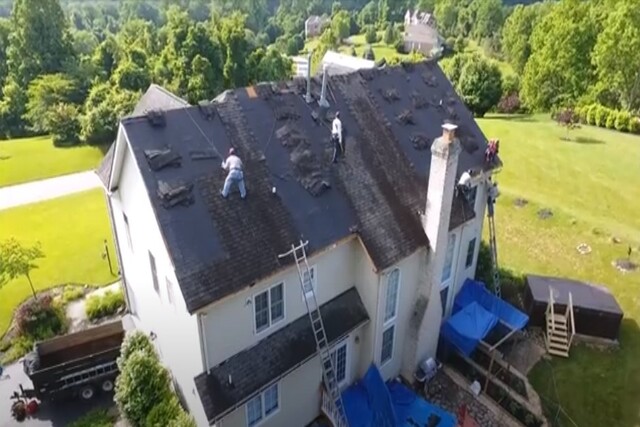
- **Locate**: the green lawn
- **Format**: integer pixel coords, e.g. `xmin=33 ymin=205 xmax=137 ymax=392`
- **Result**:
xmin=0 ymin=136 xmax=105 ymax=187
xmin=464 ymin=39 xmax=515 ymax=77
xmin=477 ymin=115 xmax=640 ymax=427
xmin=0 ymin=189 xmax=117 ymax=336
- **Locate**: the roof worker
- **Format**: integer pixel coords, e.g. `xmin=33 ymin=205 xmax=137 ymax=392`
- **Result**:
xmin=221 ymin=148 xmax=247 ymax=199
xmin=331 ymin=111 xmax=345 ymax=163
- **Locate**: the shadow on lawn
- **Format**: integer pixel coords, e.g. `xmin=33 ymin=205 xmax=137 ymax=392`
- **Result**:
xmin=565 ymin=136 xmax=604 ymax=145
xmin=481 ymin=114 xmax=537 ymax=123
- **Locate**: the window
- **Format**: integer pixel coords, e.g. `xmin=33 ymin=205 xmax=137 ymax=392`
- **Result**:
xmin=166 ymin=277 xmax=174 ymax=306
xmin=384 ymin=269 xmax=400 ymax=324
xmin=465 ymin=238 xmax=476 ymax=268
xmin=254 ymin=283 xmax=285 ymax=333
xmin=302 ymin=266 xmax=317 ymax=299
xmin=441 ymin=234 xmax=456 ymax=283
xmin=466 ymin=186 xmax=478 ymax=209
xmin=246 ymin=383 xmax=279 ymax=426
xmin=148 ymin=251 xmax=159 ymax=294
xmin=331 ymin=342 xmax=348 ymax=385
xmin=381 ymin=325 xmax=395 ymax=365
xmin=123 ymin=213 xmax=133 ymax=251
xmin=440 ymin=286 xmax=449 ymax=317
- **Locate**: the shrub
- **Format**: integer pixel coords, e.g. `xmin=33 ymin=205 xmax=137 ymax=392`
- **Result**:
xmin=61 ymin=286 xmax=85 ymax=304
xmin=167 ymin=411 xmax=197 ymax=427
xmin=146 ymin=395 xmax=183 ymax=427
xmin=501 ymin=74 xmax=520 ymax=98
xmin=394 ymin=39 xmax=406 ymax=54
xmin=115 ymin=350 xmax=173 ymax=427
xmin=85 ymin=289 xmax=125 ymax=321
xmin=15 ymin=295 xmax=67 ymax=340
xmin=362 ymin=45 xmax=375 ymax=61
xmin=595 ymin=105 xmax=611 ymax=128
xmin=575 ymin=105 xmax=588 ymax=123
xmin=615 ymin=111 xmax=631 ymax=132
xmin=630 ymin=117 xmax=640 ymax=134
xmin=605 ymin=111 xmax=617 ymax=129
xmin=1 ymin=335 xmax=34 ymax=364
xmin=586 ymin=104 xmax=599 ymax=125
xmin=497 ymin=93 xmax=521 ymax=114
xmin=118 ymin=331 xmax=158 ymax=370
xmin=49 ymin=103 xmax=81 ymax=146
xmin=364 ymin=25 xmax=377 ymax=44
xmin=68 ymin=409 xmax=115 ymax=427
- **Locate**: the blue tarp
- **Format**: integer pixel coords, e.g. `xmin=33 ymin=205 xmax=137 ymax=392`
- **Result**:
xmin=454 ymin=279 xmax=529 ymax=330
xmin=342 ymin=365 xmax=457 ymax=427
xmin=440 ymin=302 xmax=498 ymax=355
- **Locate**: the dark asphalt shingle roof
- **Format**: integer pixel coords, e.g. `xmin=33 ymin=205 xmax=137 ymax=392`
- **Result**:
xmin=120 ymin=61 xmax=490 ymax=313
xmin=96 ymin=84 xmax=189 ymax=188
xmin=194 ymin=287 xmax=369 ymax=423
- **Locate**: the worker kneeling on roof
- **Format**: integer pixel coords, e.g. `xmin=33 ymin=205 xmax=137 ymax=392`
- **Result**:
xmin=221 ymin=148 xmax=247 ymax=199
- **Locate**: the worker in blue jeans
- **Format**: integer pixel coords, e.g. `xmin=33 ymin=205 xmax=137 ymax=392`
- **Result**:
xmin=221 ymin=148 xmax=247 ymax=199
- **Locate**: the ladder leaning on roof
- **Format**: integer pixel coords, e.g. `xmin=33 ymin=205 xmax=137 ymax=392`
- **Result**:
xmin=278 ymin=241 xmax=349 ymax=427
xmin=487 ymin=181 xmax=501 ymax=299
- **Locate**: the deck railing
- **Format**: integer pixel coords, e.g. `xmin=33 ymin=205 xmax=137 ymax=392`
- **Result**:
xmin=566 ymin=292 xmax=576 ymax=346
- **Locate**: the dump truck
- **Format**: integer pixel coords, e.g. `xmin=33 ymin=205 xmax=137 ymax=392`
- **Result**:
xmin=20 ymin=320 xmax=125 ymax=402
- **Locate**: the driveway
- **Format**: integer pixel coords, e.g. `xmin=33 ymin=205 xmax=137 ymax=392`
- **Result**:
xmin=0 ymin=171 xmax=100 ymax=211
xmin=0 ymin=363 xmax=114 ymax=427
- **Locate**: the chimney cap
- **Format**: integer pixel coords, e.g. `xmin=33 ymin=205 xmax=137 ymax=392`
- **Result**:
xmin=442 ymin=123 xmax=458 ymax=132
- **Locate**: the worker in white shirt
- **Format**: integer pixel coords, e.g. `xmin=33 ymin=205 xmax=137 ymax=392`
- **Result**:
xmin=221 ymin=148 xmax=247 ymax=199
xmin=331 ymin=111 xmax=344 ymax=163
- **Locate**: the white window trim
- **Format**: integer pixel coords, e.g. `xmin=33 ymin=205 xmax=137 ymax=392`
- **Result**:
xmin=246 ymin=382 xmax=280 ymax=427
xmin=253 ymin=282 xmax=286 ymax=335
xmin=383 ymin=269 xmax=400 ymax=326
xmin=331 ymin=339 xmax=349 ymax=387
xmin=301 ymin=265 xmax=318 ymax=301
xmin=380 ymin=324 xmax=395 ymax=366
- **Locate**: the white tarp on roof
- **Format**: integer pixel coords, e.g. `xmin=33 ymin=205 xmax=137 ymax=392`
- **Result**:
xmin=321 ymin=50 xmax=376 ymax=76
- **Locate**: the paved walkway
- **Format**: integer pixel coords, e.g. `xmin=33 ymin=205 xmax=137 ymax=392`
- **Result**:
xmin=0 ymin=171 xmax=100 ymax=210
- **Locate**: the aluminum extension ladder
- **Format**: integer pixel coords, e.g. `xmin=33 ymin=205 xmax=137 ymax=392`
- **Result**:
xmin=487 ymin=184 xmax=501 ymax=298
xmin=279 ymin=241 xmax=349 ymax=427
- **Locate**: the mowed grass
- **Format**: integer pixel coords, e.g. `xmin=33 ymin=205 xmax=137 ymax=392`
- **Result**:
xmin=0 ymin=136 xmax=105 ymax=187
xmin=0 ymin=189 xmax=117 ymax=335
xmin=477 ymin=115 xmax=640 ymax=427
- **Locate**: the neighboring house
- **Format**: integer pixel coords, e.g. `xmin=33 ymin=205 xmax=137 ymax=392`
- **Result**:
xmin=305 ymin=15 xmax=330 ymax=38
xmin=291 ymin=56 xmax=310 ymax=78
xmin=320 ymin=50 xmax=376 ymax=76
xmin=97 ymin=61 xmax=499 ymax=427
xmin=403 ymin=9 xmax=441 ymax=57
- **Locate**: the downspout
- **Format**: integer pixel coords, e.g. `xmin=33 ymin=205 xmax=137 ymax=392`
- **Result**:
xmin=372 ymin=271 xmax=384 ymax=364
xmin=199 ymin=312 xmax=211 ymax=373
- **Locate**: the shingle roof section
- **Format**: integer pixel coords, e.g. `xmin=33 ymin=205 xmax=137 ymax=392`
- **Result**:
xmin=194 ymin=287 xmax=369 ymax=423
xmin=95 ymin=84 xmax=189 ymax=188
xmin=120 ymin=61 xmax=490 ymax=313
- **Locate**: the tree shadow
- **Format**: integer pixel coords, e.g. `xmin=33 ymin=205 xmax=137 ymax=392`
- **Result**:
xmin=482 ymin=114 xmax=536 ymax=123
xmin=567 ymin=136 xmax=604 ymax=145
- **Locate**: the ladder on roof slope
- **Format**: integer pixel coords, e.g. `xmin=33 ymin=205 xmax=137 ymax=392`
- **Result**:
xmin=487 ymin=184 xmax=501 ymax=299
xmin=279 ymin=241 xmax=349 ymax=427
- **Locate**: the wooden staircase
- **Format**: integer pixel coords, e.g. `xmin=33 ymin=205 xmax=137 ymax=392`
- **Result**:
xmin=545 ymin=287 xmax=576 ymax=358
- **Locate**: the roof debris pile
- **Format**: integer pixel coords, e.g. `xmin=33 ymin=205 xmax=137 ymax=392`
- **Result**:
xmin=146 ymin=109 xmax=166 ymax=127
xmin=411 ymin=133 xmax=431 ymax=151
xmin=144 ymin=147 xmax=182 ymax=171
xmin=157 ymin=181 xmax=194 ymax=208
xmin=397 ymin=109 xmax=415 ymax=125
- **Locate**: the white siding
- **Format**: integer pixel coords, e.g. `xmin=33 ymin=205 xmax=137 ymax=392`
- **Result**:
xmin=109 ymin=137 xmax=208 ymax=427
xmin=217 ymin=330 xmax=363 ymax=427
xmin=201 ymin=239 xmax=358 ymax=369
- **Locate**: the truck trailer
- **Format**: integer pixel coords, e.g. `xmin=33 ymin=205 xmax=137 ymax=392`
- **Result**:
xmin=21 ymin=320 xmax=125 ymax=402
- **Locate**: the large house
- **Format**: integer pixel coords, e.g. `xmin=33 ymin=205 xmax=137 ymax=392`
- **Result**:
xmin=97 ymin=61 xmax=499 ymax=427
xmin=403 ymin=9 xmax=442 ymax=57
xmin=305 ymin=15 xmax=330 ymax=38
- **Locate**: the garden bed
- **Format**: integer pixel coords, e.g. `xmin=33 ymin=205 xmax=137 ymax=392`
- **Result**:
xmin=471 ymin=350 xmax=528 ymax=399
xmin=448 ymin=352 xmax=543 ymax=427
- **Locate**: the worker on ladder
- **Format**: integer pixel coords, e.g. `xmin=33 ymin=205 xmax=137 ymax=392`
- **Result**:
xmin=487 ymin=179 xmax=499 ymax=216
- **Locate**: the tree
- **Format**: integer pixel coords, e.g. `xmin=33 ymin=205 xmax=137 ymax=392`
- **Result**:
xmin=592 ymin=1 xmax=640 ymax=111
xmin=363 ymin=45 xmax=375 ymax=61
xmin=0 ymin=239 xmax=45 ymax=299
xmin=0 ymin=77 xmax=28 ymax=138
xmin=0 ymin=18 xmax=10 ymax=90
xmin=358 ymin=1 xmax=377 ymax=28
xmin=377 ymin=0 xmax=389 ymax=28
xmin=521 ymin=0 xmax=600 ymax=111
xmin=331 ymin=10 xmax=351 ymax=41
xmin=364 ymin=25 xmax=377 ymax=44
xmin=187 ymin=55 xmax=217 ymax=103
xmin=81 ymin=87 xmax=139 ymax=144
xmin=48 ymin=103 xmax=81 ymax=146
xmin=248 ymin=48 xmax=292 ymax=84
xmin=501 ymin=3 xmax=550 ymax=74
xmin=555 ymin=107 xmax=580 ymax=140
xmin=71 ymin=30 xmax=99 ymax=58
xmin=118 ymin=330 xmax=158 ymax=369
xmin=92 ymin=35 xmax=119 ymax=80
xmin=383 ymin=24 xmax=397 ymax=45
xmin=5 ymin=0 xmax=73 ymax=86
xmin=456 ymin=54 xmax=503 ymax=117
xmin=24 ymin=74 xmax=77 ymax=134
xmin=218 ymin=13 xmax=249 ymax=88
xmin=471 ymin=0 xmax=503 ymax=41
xmin=434 ymin=0 xmax=459 ymax=38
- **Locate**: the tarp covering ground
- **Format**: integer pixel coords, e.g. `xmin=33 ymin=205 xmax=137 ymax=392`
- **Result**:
xmin=441 ymin=279 xmax=529 ymax=355
xmin=342 ymin=364 xmax=456 ymax=427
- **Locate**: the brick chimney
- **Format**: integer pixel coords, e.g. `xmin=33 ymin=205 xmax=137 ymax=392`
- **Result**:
xmin=401 ymin=122 xmax=461 ymax=379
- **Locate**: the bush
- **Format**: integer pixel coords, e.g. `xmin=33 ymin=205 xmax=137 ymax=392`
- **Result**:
xmin=118 ymin=331 xmax=158 ymax=370
xmin=49 ymin=103 xmax=81 ymax=146
xmin=146 ymin=395 xmax=182 ymax=427
xmin=363 ymin=45 xmax=375 ymax=61
xmin=61 ymin=286 xmax=85 ymax=304
xmin=575 ymin=105 xmax=588 ymax=123
xmin=595 ymin=105 xmax=611 ymax=128
xmin=115 ymin=350 xmax=173 ymax=426
xmin=364 ymin=25 xmax=377 ymax=44
xmin=167 ymin=411 xmax=197 ymax=427
xmin=15 ymin=295 xmax=67 ymax=340
xmin=85 ymin=289 xmax=125 ymax=321
xmin=1 ymin=335 xmax=34 ymax=364
xmin=68 ymin=409 xmax=115 ymax=427
xmin=605 ymin=111 xmax=617 ymax=129
xmin=615 ymin=111 xmax=631 ymax=132
xmin=586 ymin=104 xmax=599 ymax=126
xmin=630 ymin=117 xmax=640 ymax=134
xmin=394 ymin=39 xmax=406 ymax=54
xmin=497 ymin=93 xmax=521 ymax=114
